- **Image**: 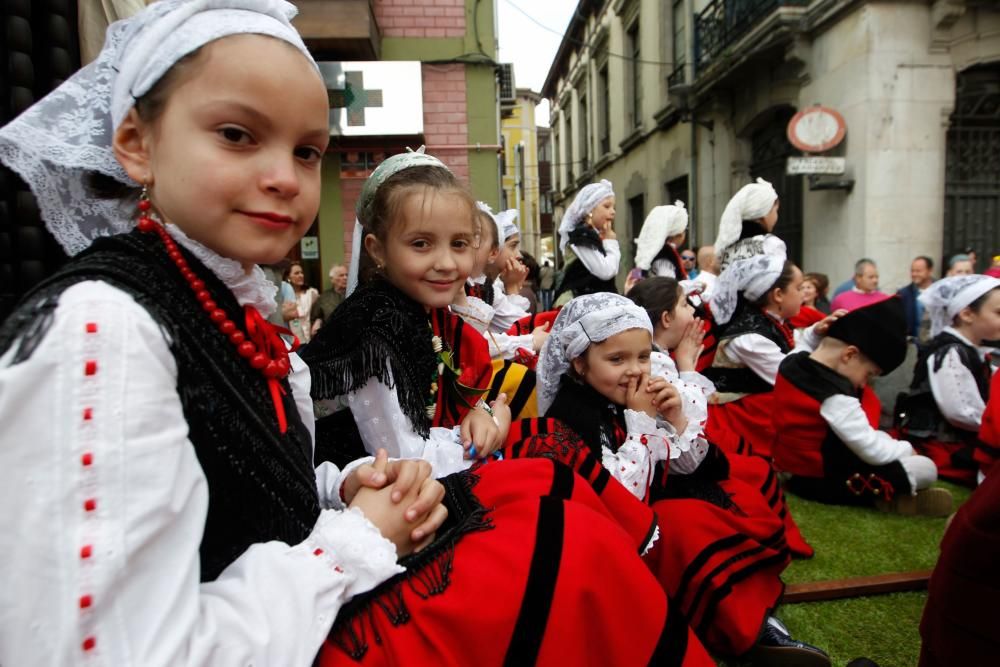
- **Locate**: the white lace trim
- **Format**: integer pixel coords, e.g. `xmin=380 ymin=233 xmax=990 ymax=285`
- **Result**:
xmin=451 ymin=297 xmax=494 ymax=334
xmin=537 ymin=293 xmax=653 ymax=415
xmin=642 ymin=524 xmax=660 ymax=556
xmin=306 ymin=507 xmax=404 ymax=597
xmin=166 ymin=224 xmax=278 ymax=318
xmin=0 ymin=0 xmax=313 ymax=258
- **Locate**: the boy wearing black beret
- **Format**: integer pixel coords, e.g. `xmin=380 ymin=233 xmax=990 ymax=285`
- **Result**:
xmin=772 ymin=297 xmax=952 ymax=515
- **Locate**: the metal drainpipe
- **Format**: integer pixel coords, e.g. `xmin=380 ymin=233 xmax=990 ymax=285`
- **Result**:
xmin=685 ymin=0 xmax=698 ymax=246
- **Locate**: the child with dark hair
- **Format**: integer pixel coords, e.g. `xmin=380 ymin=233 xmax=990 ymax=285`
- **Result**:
xmin=773 ymin=298 xmax=950 ymax=514
xmin=628 ymin=277 xmax=827 ymax=663
xmin=703 ymin=255 xmax=844 ymax=458
xmin=901 ymin=274 xmax=1000 ymax=485
xmin=303 ymin=150 xmax=680 ymax=666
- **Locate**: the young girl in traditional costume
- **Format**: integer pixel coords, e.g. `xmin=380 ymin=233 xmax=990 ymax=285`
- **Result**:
xmin=703 ymin=254 xmax=843 ymax=458
xmin=302 ymin=151 xmax=678 ymax=665
xmin=0 ymin=2 xmax=449 ymax=664
xmin=505 ymin=291 xmax=825 ymax=665
xmin=450 ymin=204 xmax=543 ymax=418
xmin=900 ymin=274 xmax=1000 ymax=485
xmin=626 ymin=277 xmax=827 ymax=664
xmin=553 ymin=179 xmax=620 ymax=302
xmin=452 ymin=203 xmax=547 ymax=361
xmin=713 ymin=178 xmax=784 ymax=272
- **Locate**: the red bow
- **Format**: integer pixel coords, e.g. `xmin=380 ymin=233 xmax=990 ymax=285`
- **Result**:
xmin=244 ymin=305 xmax=300 ymax=433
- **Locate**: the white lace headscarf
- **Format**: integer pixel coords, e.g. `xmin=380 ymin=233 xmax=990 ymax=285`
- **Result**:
xmin=558 ymin=179 xmax=614 ymax=252
xmin=714 ymin=178 xmax=779 ymax=256
xmin=537 ymin=293 xmax=653 ymax=414
xmin=634 ymin=202 xmax=688 ymax=271
xmin=476 ymin=201 xmax=506 ymax=246
xmin=919 ymin=275 xmax=1000 ymax=337
xmin=497 ymin=209 xmax=520 ymax=242
xmin=709 ymin=253 xmax=787 ymax=325
xmin=0 ymin=0 xmax=314 ymax=257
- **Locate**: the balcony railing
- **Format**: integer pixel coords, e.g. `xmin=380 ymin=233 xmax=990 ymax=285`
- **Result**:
xmin=667 ymin=63 xmax=686 ymax=89
xmin=694 ymin=0 xmax=808 ymax=73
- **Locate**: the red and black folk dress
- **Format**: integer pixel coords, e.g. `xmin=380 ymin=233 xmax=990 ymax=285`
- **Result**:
xmin=303 ymin=279 xmax=675 ymax=666
xmin=898 ymin=330 xmax=991 ymax=485
xmin=919 ymin=464 xmax=1000 ymax=666
xmin=702 ymin=299 xmax=796 ymax=459
xmin=649 ymin=352 xmax=814 ymax=656
xmin=511 ymin=354 xmax=812 ymax=658
xmin=773 ymin=351 xmax=913 ymax=505
xmin=977 ymin=370 xmax=1000 ymax=476
xmin=504 ymin=377 xmax=716 ymax=666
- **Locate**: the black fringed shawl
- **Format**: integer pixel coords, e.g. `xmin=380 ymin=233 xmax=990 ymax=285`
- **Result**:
xmin=546 ymin=376 xmax=627 ymax=459
xmin=302 ymin=278 xmax=439 ymax=438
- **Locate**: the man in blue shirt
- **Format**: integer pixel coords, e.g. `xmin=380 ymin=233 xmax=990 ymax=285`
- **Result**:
xmin=896 ymin=255 xmax=935 ymax=344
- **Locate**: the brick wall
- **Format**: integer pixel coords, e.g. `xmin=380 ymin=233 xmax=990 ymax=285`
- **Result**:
xmin=340 ymin=63 xmax=471 ymax=260
xmin=422 ymin=64 xmax=470 ymax=180
xmin=374 ymin=0 xmax=466 ymax=38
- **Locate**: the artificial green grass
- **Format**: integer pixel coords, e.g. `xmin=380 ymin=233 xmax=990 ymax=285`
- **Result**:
xmin=716 ymin=481 xmax=971 ymax=666
xmin=783 ymin=481 xmax=971 ymax=583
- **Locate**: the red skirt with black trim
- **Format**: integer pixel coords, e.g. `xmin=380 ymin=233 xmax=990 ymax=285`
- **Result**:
xmin=503 ymin=418 xmax=662 ymax=554
xmin=315 ymin=458 xmax=699 ymax=666
xmin=705 ymin=393 xmax=776 ymax=459
xmin=912 ymin=438 xmax=980 ymax=487
xmin=506 ymin=309 xmax=560 ymax=336
xmin=644 ymin=453 xmax=813 ymax=658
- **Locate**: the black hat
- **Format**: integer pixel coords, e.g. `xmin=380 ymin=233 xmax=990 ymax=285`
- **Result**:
xmin=825 ymin=296 xmax=907 ymax=374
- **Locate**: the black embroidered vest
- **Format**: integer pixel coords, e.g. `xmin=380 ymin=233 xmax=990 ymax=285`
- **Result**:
xmin=778 ymin=351 xmax=912 ymax=502
xmin=0 ymin=230 xmax=320 ymax=581
xmin=900 ymin=331 xmax=990 ymax=442
xmin=554 ymin=226 xmax=618 ymax=300
xmin=702 ymin=299 xmax=791 ymax=395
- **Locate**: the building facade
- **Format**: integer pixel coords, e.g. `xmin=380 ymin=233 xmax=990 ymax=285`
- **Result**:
xmin=544 ymin=0 xmax=1000 ymax=290
xmin=298 ymin=0 xmax=503 ymax=290
xmin=500 ymin=88 xmax=544 ymax=258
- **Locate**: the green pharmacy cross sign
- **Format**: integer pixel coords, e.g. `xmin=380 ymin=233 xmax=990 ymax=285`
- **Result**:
xmin=328 ymin=71 xmax=384 ymax=127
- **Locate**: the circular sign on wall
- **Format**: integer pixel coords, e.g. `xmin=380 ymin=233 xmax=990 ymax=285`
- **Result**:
xmin=787 ymin=105 xmax=847 ymax=153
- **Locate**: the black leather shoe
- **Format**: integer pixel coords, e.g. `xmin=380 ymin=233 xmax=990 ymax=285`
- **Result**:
xmin=745 ymin=618 xmax=831 ymax=667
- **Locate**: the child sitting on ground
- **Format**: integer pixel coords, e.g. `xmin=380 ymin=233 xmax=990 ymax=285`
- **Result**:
xmin=703 ymin=254 xmax=842 ymax=458
xmin=900 ymin=274 xmax=1000 ymax=486
xmin=452 ymin=203 xmax=548 ymax=360
xmin=772 ymin=297 xmax=951 ymax=515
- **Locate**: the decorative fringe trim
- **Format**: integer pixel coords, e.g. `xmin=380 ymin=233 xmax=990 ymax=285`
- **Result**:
xmin=302 ymin=281 xmax=439 ymax=439
xmin=328 ymin=470 xmax=495 ymax=661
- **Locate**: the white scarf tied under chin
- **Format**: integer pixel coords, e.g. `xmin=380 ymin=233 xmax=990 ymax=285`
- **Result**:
xmin=496 ymin=209 xmax=520 ymax=243
xmin=476 ymin=201 xmax=506 ymax=246
xmin=536 ymin=293 xmax=653 ymax=414
xmin=709 ymin=253 xmax=787 ymax=325
xmin=919 ymin=274 xmax=1000 ymax=338
xmin=634 ymin=202 xmax=688 ymax=271
xmin=0 ymin=0 xmax=313 ymax=256
xmin=714 ymin=178 xmax=778 ymax=255
xmin=558 ymin=179 xmax=615 ymax=252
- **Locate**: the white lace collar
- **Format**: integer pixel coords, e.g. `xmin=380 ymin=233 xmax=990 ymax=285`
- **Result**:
xmin=166 ymin=224 xmax=278 ymax=318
